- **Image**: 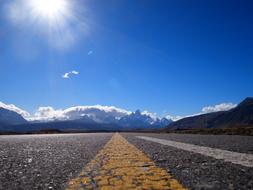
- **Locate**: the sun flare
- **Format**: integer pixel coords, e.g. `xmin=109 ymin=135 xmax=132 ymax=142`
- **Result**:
xmin=6 ymin=0 xmax=86 ymax=49
xmin=28 ymin=0 xmax=70 ymax=22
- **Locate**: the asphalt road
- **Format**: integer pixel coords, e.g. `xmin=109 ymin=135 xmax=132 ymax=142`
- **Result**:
xmin=0 ymin=133 xmax=253 ymax=190
xmin=0 ymin=133 xmax=112 ymax=190
xmin=123 ymin=133 xmax=253 ymax=190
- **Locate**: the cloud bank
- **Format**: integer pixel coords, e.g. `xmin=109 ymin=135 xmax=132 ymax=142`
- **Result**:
xmin=202 ymin=103 xmax=237 ymax=113
xmin=165 ymin=115 xmax=184 ymax=122
xmin=32 ymin=105 xmax=131 ymax=122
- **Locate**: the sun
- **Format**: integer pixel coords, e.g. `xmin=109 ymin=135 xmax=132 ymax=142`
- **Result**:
xmin=6 ymin=0 xmax=86 ymax=49
xmin=27 ymin=0 xmax=70 ymax=22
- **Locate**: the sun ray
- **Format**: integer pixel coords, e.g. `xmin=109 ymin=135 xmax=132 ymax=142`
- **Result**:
xmin=27 ymin=0 xmax=70 ymax=23
xmin=6 ymin=0 xmax=87 ymax=50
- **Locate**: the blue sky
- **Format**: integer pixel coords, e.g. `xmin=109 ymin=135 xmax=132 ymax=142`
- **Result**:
xmin=0 ymin=0 xmax=253 ymax=116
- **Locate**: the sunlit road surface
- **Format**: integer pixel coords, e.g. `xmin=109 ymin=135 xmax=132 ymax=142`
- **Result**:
xmin=0 ymin=133 xmax=253 ymax=190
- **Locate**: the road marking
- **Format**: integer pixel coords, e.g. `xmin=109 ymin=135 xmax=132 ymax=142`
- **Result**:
xmin=66 ymin=133 xmax=187 ymax=190
xmin=136 ymin=136 xmax=253 ymax=168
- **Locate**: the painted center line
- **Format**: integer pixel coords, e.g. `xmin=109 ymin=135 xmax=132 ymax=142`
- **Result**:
xmin=66 ymin=133 xmax=187 ymax=190
xmin=136 ymin=136 xmax=253 ymax=168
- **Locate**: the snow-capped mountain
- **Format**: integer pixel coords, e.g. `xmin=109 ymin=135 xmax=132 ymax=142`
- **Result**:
xmin=29 ymin=106 xmax=172 ymax=127
xmin=0 ymin=102 xmax=172 ymax=131
xmin=118 ymin=110 xmax=171 ymax=128
xmin=0 ymin=107 xmax=27 ymax=126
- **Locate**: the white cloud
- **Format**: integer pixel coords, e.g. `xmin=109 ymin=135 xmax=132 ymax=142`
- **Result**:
xmin=29 ymin=105 xmax=131 ymax=122
xmin=141 ymin=110 xmax=159 ymax=120
xmin=0 ymin=101 xmax=30 ymax=118
xmin=165 ymin=115 xmax=184 ymax=121
xmin=62 ymin=73 xmax=70 ymax=79
xmin=33 ymin=106 xmax=66 ymax=121
xmin=202 ymin=103 xmax=237 ymax=113
xmin=62 ymin=70 xmax=79 ymax=79
xmin=72 ymin=70 xmax=79 ymax=75
xmin=87 ymin=50 xmax=93 ymax=55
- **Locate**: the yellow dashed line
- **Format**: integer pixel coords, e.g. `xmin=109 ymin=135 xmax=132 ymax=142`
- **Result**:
xmin=66 ymin=133 xmax=187 ymax=190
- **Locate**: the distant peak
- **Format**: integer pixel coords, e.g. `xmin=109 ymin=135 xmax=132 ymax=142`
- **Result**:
xmin=238 ymin=97 xmax=253 ymax=107
xmin=134 ymin=109 xmax=141 ymax=115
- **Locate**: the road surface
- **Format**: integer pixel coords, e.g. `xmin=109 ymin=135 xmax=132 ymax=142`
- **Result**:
xmin=0 ymin=133 xmax=253 ymax=189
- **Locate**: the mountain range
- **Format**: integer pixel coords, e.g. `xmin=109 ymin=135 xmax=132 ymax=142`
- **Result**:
xmin=1 ymin=97 xmax=253 ymax=133
xmin=0 ymin=106 xmax=172 ymax=132
xmin=166 ymin=97 xmax=253 ymax=130
xmin=0 ymin=108 xmax=28 ymax=126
